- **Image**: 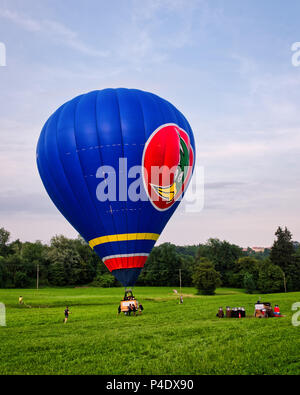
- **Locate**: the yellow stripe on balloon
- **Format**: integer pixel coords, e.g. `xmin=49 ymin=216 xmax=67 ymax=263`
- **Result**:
xmin=89 ymin=233 xmax=160 ymax=249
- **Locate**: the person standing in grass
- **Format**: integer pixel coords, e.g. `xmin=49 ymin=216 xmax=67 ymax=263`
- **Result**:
xmin=128 ymin=303 xmax=137 ymax=316
xmin=216 ymin=307 xmax=224 ymax=318
xmin=138 ymin=303 xmax=144 ymax=315
xmin=18 ymin=296 xmax=23 ymax=305
xmin=64 ymin=306 xmax=71 ymax=324
xmin=128 ymin=304 xmax=133 ymax=316
xmin=274 ymin=304 xmax=281 ymax=316
xmin=132 ymin=303 xmax=137 ymax=316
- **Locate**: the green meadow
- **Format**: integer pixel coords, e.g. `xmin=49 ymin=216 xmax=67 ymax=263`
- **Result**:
xmin=0 ymin=287 xmax=299 ymax=375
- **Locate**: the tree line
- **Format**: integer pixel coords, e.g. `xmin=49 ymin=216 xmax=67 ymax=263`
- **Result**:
xmin=0 ymin=226 xmax=299 ymax=293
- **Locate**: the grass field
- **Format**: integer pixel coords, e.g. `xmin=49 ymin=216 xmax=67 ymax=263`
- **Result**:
xmin=0 ymin=286 xmax=299 ymax=375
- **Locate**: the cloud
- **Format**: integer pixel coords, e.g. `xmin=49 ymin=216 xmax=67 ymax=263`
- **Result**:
xmin=118 ymin=0 xmax=215 ymax=70
xmin=0 ymin=8 xmax=109 ymax=57
xmin=205 ymin=181 xmax=246 ymax=189
xmin=197 ymin=126 xmax=300 ymax=162
xmin=0 ymin=8 xmax=41 ymax=31
xmin=0 ymin=191 xmax=56 ymax=214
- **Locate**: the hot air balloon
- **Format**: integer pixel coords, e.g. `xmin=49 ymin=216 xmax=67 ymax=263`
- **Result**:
xmin=36 ymin=88 xmax=195 ymax=288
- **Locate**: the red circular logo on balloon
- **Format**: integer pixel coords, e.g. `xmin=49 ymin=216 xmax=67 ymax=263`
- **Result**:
xmin=142 ymin=123 xmax=194 ymax=211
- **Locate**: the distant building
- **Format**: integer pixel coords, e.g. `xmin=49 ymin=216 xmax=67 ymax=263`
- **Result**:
xmin=251 ymin=247 xmax=266 ymax=253
xmin=243 ymin=247 xmax=271 ymax=253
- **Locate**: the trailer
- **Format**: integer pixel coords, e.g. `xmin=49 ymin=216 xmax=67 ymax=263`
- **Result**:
xmin=254 ymin=302 xmax=274 ymax=318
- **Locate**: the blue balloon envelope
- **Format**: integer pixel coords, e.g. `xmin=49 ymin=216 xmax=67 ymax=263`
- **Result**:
xmin=36 ymin=88 xmax=195 ymax=287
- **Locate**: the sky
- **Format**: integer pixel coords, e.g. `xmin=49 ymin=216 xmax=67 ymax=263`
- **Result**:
xmin=0 ymin=0 xmax=300 ymax=247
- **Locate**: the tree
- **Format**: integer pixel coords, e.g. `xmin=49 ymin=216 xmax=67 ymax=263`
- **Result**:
xmin=286 ymin=252 xmax=300 ymax=291
xmin=0 ymin=227 xmax=10 ymax=256
xmin=270 ymin=226 xmax=300 ymax=291
xmin=0 ymin=256 xmax=7 ymax=287
xmin=15 ymin=272 xmax=30 ymax=288
xmin=46 ymin=235 xmax=99 ymax=286
xmin=137 ymin=243 xmax=184 ymax=286
xmin=270 ymin=227 xmax=294 ymax=272
xmin=21 ymin=241 xmax=49 ymax=286
xmin=257 ymin=260 xmax=284 ymax=293
xmin=243 ymin=272 xmax=256 ymax=294
xmin=192 ymin=257 xmax=221 ymax=295
xmin=197 ymin=238 xmax=243 ymax=286
xmin=180 ymin=254 xmax=196 ymax=286
xmin=0 ymin=230 xmax=104 ymax=288
xmin=232 ymin=257 xmax=260 ymax=288
xmin=175 ymin=245 xmax=200 ymax=257
xmin=48 ymin=262 xmax=67 ymax=286
xmin=91 ymin=273 xmax=117 ymax=287
xmin=4 ymin=254 xmax=25 ymax=287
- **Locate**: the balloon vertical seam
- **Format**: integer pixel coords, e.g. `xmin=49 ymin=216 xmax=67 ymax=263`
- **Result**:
xmin=115 ymin=89 xmax=129 ymax=270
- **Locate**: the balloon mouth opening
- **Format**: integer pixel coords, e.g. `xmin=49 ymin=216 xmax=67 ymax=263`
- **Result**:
xmin=111 ymin=268 xmax=142 ymax=287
